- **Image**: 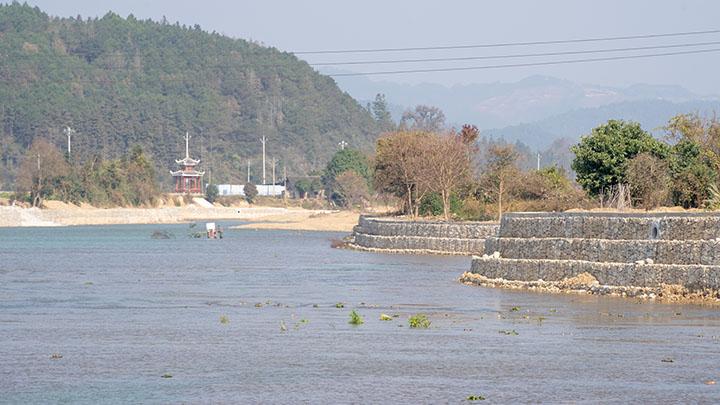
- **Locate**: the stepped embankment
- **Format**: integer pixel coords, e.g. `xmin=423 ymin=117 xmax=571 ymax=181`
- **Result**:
xmin=463 ymin=212 xmax=720 ymax=302
xmin=347 ymin=215 xmax=499 ymax=255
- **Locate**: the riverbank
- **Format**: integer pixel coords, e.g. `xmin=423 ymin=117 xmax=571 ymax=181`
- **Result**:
xmin=0 ymin=202 xmax=335 ymax=228
xmin=231 ymin=210 xmax=360 ymax=232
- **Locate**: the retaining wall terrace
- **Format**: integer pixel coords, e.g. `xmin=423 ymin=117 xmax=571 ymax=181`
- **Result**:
xmin=348 ymin=216 xmax=499 ymax=255
xmin=470 ymin=212 xmax=720 ymax=289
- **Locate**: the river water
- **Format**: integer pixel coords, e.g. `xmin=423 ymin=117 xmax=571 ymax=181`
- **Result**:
xmin=1 ymin=224 xmax=719 ymax=403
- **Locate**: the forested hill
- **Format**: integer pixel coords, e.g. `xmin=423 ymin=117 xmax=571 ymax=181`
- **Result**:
xmin=0 ymin=3 xmax=381 ymax=187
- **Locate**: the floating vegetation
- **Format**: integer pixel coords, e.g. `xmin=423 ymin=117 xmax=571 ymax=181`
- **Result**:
xmin=161 ymin=373 xmax=173 ymax=379
xmin=335 ymin=302 xmax=345 ymax=309
xmin=661 ymin=358 xmax=674 ymax=363
xmin=83 ymin=281 xmax=93 ymax=286
xmin=466 ymin=395 xmax=486 ymax=401
xmin=408 ymin=314 xmax=431 ymax=329
xmin=254 ymin=303 xmax=263 ymax=308
xmin=187 ymin=224 xmax=204 ymax=238
xmin=50 ymin=353 xmax=63 ymax=360
xmin=280 ymin=320 xmax=287 ymax=332
xmin=294 ymin=319 xmax=309 ymax=330
xmin=379 ymin=313 xmax=393 ymax=321
xmin=499 ymin=329 xmax=519 ymax=336
xmin=348 ymin=310 xmax=364 ymax=325
xmin=510 ymin=306 xmax=520 ymax=312
xmin=151 ymin=230 xmax=173 ymax=239
xmin=219 ymin=315 xmax=229 ymax=324
xmin=312 ymin=304 xmax=319 ymax=308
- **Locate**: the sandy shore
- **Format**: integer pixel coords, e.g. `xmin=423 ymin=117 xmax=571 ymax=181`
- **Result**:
xmin=0 ymin=201 xmax=352 ymax=230
xmin=231 ymin=210 xmax=360 ymax=232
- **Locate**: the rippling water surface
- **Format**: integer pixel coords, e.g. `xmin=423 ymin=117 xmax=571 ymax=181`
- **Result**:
xmin=1 ymin=224 xmax=719 ymax=403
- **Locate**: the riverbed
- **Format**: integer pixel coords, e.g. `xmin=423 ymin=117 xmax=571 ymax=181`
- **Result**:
xmin=1 ymin=224 xmax=719 ymax=403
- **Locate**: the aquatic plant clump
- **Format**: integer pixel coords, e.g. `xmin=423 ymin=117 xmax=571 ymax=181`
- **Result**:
xmin=348 ymin=310 xmax=364 ymax=325
xmin=408 ymin=314 xmax=431 ymax=328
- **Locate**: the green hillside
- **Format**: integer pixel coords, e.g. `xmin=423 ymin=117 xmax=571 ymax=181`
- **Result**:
xmin=0 ymin=3 xmax=380 ymax=189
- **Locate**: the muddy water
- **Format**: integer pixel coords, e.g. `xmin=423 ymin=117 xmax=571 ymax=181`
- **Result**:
xmin=1 ymin=224 xmax=719 ymax=403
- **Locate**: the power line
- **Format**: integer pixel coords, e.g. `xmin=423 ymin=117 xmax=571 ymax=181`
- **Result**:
xmin=326 ymin=47 xmax=720 ymax=77
xmin=309 ymin=40 xmax=720 ymax=66
xmin=294 ymin=28 xmax=720 ymax=54
xmin=6 ymin=40 xmax=719 ymax=71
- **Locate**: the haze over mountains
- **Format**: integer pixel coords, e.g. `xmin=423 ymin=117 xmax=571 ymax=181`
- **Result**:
xmin=332 ymin=72 xmax=720 ymax=149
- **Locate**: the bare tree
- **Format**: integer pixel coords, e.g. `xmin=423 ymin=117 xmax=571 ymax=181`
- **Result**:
xmin=334 ymin=171 xmax=370 ymax=209
xmin=400 ymin=105 xmax=446 ymax=132
xmin=482 ymin=144 xmax=519 ymax=221
xmin=424 ymin=133 xmax=472 ymax=220
xmin=374 ymin=131 xmax=433 ymax=217
xmin=16 ymin=139 xmax=69 ymax=207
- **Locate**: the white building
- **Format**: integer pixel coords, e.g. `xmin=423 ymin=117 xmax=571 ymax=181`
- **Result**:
xmin=216 ymin=184 xmax=285 ymax=197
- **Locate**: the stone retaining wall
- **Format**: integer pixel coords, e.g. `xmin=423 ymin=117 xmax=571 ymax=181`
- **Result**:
xmin=470 ymin=212 xmax=720 ymax=290
xmin=348 ymin=216 xmax=499 ymax=255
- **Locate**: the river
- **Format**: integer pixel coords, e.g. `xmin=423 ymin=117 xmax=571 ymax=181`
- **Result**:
xmin=1 ymin=224 xmax=719 ymax=403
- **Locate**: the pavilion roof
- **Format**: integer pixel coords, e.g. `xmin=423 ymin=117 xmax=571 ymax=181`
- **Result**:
xmin=175 ymin=157 xmax=200 ymax=166
xmin=170 ymin=169 xmax=205 ymax=177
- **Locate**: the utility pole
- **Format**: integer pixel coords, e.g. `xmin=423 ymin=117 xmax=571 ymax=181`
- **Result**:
xmin=35 ymin=153 xmax=41 ymax=207
xmin=247 ymin=160 xmax=251 ymax=183
xmin=260 ymin=135 xmax=267 ymax=184
xmin=338 ymin=140 xmax=348 ymax=150
xmin=272 ymin=157 xmax=276 ymax=195
xmin=63 ymin=126 xmax=76 ymax=157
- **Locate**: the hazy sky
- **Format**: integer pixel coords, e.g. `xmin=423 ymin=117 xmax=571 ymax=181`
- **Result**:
xmin=10 ymin=0 xmax=720 ymax=94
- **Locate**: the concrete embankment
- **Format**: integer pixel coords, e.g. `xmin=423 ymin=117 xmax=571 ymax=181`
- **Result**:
xmin=464 ymin=212 xmax=720 ymax=301
xmin=347 ymin=215 xmax=499 ymax=255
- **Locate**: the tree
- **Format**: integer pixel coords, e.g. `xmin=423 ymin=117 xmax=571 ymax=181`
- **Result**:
xmin=571 ymin=120 xmax=668 ymax=197
xmin=16 ymin=139 xmax=69 ymax=207
xmin=626 ymin=153 xmax=671 ymax=209
xmin=322 ymin=148 xmax=370 ymax=205
xmin=374 ymin=131 xmax=433 ymax=217
xmin=459 ymin=124 xmax=479 ymax=146
xmin=205 ymin=183 xmax=219 ymax=203
xmin=322 ymin=148 xmax=370 ymax=184
xmin=424 ymin=133 xmax=473 ymax=220
xmin=293 ymin=177 xmax=322 ymax=199
xmin=244 ymin=182 xmax=258 ymax=204
xmin=400 ymin=105 xmax=446 ymax=132
xmin=482 ymin=144 xmax=519 ymax=221
xmin=371 ymin=93 xmax=394 ymax=131
xmin=333 ymin=171 xmax=369 ymax=208
xmin=668 ymin=139 xmax=716 ymax=208
xmin=665 ymin=113 xmax=720 ymax=173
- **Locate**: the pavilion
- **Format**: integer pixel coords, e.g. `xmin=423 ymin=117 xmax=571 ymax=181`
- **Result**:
xmin=171 ymin=132 xmax=205 ymax=194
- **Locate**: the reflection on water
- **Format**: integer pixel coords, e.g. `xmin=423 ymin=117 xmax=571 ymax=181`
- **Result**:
xmin=1 ymin=224 xmax=719 ymax=403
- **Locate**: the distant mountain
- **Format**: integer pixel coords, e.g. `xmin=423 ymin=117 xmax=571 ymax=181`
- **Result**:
xmin=330 ymin=72 xmax=719 ymax=130
xmin=485 ymin=99 xmax=720 ymax=150
xmin=0 ymin=3 xmax=381 ymax=188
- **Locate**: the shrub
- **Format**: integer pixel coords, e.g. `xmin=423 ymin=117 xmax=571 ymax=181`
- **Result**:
xmin=408 ymin=314 xmax=431 ymax=328
xmin=419 ymin=193 xmax=462 ymax=217
xmin=205 ymin=184 xmax=219 ymax=203
xmin=348 ymin=310 xmax=364 ymax=325
xmin=244 ymin=182 xmax=258 ymax=204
